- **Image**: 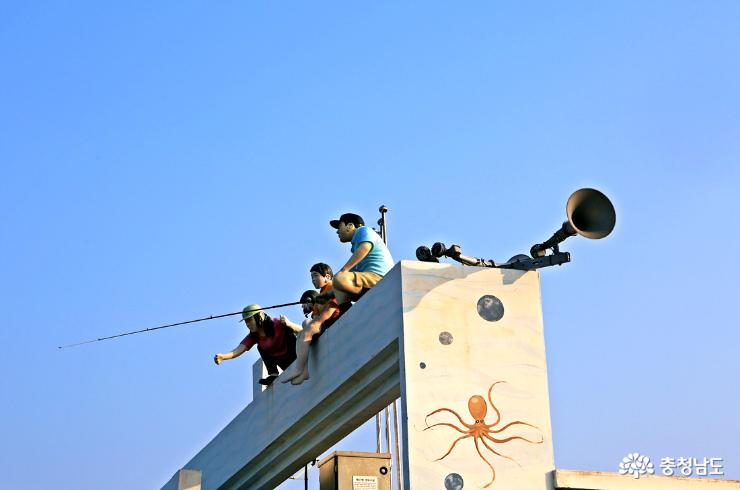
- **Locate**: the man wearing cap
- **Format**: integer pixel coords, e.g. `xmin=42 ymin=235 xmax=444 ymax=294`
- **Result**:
xmin=328 ymin=212 xmax=394 ymax=306
xmin=213 ymin=305 xmax=300 ymax=386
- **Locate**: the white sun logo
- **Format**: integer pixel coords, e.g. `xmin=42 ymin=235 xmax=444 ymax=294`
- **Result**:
xmin=619 ymin=452 xmax=655 ymax=479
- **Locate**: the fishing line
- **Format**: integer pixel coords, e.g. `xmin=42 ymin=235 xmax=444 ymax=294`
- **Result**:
xmin=58 ymin=301 xmax=303 ymax=349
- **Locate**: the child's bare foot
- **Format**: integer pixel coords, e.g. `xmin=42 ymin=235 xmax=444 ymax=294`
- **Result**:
xmin=290 ymin=367 xmax=310 ymax=385
xmin=280 ymin=365 xmax=302 ymax=383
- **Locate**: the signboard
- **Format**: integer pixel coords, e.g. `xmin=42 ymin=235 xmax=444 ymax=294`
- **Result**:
xmin=352 ymin=475 xmax=378 ymax=490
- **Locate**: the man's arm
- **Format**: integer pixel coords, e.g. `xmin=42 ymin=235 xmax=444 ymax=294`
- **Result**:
xmin=315 ymin=304 xmax=338 ymax=324
xmin=214 ymin=343 xmax=247 ymax=365
xmin=306 ymin=304 xmax=338 ymax=335
xmin=338 ymin=241 xmax=372 ymax=274
xmin=280 ymin=315 xmax=304 ymax=334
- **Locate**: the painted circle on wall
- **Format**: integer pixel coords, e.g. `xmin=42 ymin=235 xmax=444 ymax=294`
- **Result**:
xmin=477 ymin=295 xmax=504 ymax=322
xmin=439 ymin=331 xmax=453 ymax=345
xmin=444 ymin=472 xmax=464 ymax=489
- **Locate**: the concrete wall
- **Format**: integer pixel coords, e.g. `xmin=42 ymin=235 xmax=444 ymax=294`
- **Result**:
xmin=399 ymin=262 xmax=554 ymax=490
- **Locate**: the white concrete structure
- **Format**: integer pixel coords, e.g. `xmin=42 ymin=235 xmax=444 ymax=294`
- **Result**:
xmin=161 ymin=262 xmax=739 ymax=490
xmin=399 ymin=262 xmax=553 ymax=489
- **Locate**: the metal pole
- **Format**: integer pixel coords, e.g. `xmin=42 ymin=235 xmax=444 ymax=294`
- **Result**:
xmin=376 ymin=415 xmax=382 ymax=452
xmin=384 ymin=223 xmax=405 ymax=489
xmin=376 ymin=204 xmax=389 ymax=454
xmin=384 ymin=405 xmax=391 ymax=454
xmin=393 ymin=400 xmax=402 ymax=489
xmin=379 ymin=205 xmax=388 ymax=245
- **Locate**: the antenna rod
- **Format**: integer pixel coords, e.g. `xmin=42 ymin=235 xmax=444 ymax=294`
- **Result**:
xmin=58 ymin=301 xmax=303 ymax=349
xmin=378 ymin=205 xmax=388 ymax=244
xmin=376 ymin=204 xmax=389 ymax=455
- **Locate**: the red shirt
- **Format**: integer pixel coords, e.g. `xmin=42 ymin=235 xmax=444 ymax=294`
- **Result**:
xmin=241 ymin=318 xmax=292 ymax=361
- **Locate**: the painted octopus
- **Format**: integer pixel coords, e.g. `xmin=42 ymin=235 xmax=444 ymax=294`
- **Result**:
xmin=424 ymin=381 xmax=544 ymax=488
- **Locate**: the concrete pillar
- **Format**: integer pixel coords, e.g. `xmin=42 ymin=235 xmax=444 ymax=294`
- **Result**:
xmin=162 ymin=469 xmax=201 ymax=490
xmin=399 ymin=262 xmax=555 ymax=489
xmin=177 ymin=469 xmax=201 ymax=490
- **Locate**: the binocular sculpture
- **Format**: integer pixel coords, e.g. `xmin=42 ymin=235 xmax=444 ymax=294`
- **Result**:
xmin=416 ymin=188 xmax=616 ymax=271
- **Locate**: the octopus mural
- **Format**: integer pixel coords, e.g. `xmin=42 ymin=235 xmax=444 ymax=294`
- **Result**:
xmin=424 ymin=381 xmax=544 ymax=488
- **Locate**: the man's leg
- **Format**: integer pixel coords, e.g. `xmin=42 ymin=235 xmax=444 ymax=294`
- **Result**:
xmin=333 ymin=272 xmax=364 ymax=304
xmin=281 ymin=318 xmax=322 ymax=384
xmin=259 ymin=353 xmax=279 ymax=386
xmin=291 ymin=318 xmax=325 ymax=384
xmin=334 ymin=271 xmax=383 ymax=305
xmin=290 ymin=319 xmax=323 ymax=384
xmin=277 ymin=356 xmax=295 ymax=372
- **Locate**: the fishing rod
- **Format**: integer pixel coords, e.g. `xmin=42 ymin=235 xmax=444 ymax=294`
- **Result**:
xmin=58 ymin=301 xmax=303 ymax=349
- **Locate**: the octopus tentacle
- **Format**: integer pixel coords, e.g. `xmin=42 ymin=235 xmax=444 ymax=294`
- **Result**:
xmin=487 ymin=381 xmax=506 ymax=427
xmin=488 ymin=420 xmax=541 ymax=433
xmin=480 ymin=434 xmax=523 ymax=468
xmin=433 ymin=434 xmax=471 ymax=461
xmin=424 ymin=422 xmax=467 ymax=434
xmin=486 ymin=433 xmax=543 ymax=444
xmin=425 ymin=408 xmax=473 ymax=429
xmin=474 ymin=437 xmax=497 ymax=488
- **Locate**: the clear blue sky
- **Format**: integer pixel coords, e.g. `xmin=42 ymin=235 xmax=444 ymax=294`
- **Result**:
xmin=1 ymin=2 xmax=738 ymax=488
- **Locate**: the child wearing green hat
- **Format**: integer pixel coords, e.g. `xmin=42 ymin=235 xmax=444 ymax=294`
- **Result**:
xmin=213 ymin=304 xmax=301 ymax=386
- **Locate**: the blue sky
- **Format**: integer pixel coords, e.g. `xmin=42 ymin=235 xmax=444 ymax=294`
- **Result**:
xmin=1 ymin=2 xmax=738 ymax=488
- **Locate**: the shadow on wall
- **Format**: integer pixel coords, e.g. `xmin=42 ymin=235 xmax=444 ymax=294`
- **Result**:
xmin=400 ymin=260 xmax=526 ymax=313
